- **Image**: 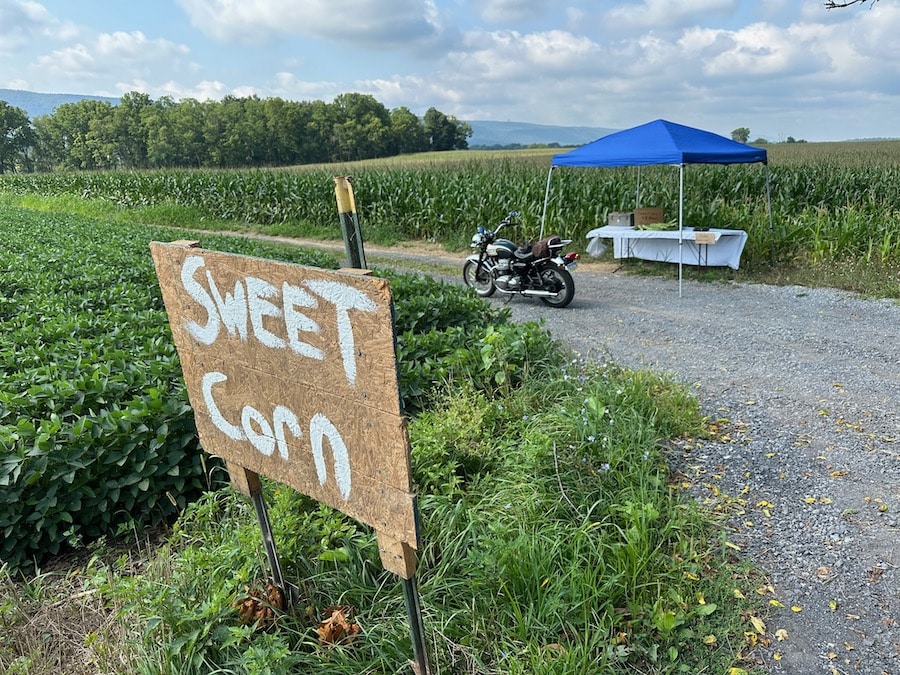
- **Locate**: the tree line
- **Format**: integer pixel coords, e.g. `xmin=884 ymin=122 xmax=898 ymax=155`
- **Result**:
xmin=0 ymin=92 xmax=473 ymax=173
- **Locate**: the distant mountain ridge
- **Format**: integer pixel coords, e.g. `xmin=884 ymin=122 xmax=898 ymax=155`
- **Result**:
xmin=467 ymin=120 xmax=615 ymax=148
xmin=0 ymin=88 xmax=119 ymax=118
xmin=0 ymin=88 xmax=613 ymax=147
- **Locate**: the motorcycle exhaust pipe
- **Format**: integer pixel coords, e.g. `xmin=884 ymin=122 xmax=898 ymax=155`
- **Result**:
xmin=521 ymin=289 xmax=557 ymax=297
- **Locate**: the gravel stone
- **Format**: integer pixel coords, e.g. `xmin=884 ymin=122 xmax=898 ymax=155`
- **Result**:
xmin=490 ymin=263 xmax=900 ymax=674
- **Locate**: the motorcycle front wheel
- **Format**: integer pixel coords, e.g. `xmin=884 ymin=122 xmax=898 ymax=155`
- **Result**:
xmin=462 ymin=259 xmax=496 ymax=297
xmin=538 ymin=265 xmax=575 ymax=308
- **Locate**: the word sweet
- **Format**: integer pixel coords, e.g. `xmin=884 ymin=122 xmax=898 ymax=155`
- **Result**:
xmin=181 ymin=255 xmax=376 ymax=386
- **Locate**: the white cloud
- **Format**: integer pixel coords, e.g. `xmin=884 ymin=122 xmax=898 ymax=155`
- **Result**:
xmin=269 ymin=71 xmax=345 ymax=101
xmin=474 ymin=0 xmax=552 ymax=23
xmin=854 ymin=3 xmax=900 ymax=60
xmin=693 ymin=22 xmax=825 ymax=78
xmin=603 ymin=0 xmax=739 ymax=32
xmin=176 ymin=0 xmax=450 ymax=50
xmin=338 ymin=3 xmax=894 ymax=139
xmin=0 ymin=0 xmax=77 ymax=51
xmin=449 ymin=29 xmax=603 ymax=83
xmin=116 ymin=78 xmax=264 ymax=102
xmin=35 ymin=31 xmax=191 ymax=84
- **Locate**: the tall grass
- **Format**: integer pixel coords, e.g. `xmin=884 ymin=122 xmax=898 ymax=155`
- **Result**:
xmin=63 ymin=364 xmax=758 ymax=674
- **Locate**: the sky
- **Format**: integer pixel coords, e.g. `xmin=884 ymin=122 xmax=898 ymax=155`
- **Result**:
xmin=0 ymin=0 xmax=897 ymax=142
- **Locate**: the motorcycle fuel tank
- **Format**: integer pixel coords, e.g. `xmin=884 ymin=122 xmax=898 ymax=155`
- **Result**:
xmin=486 ymin=238 xmax=517 ymax=258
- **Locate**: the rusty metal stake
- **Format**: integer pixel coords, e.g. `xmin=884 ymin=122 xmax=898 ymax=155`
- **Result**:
xmin=402 ymin=574 xmax=431 ymax=674
xmin=250 ymin=489 xmax=300 ymax=609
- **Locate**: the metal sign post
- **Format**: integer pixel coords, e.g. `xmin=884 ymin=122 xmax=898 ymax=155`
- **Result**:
xmin=402 ymin=574 xmax=431 ymax=675
xmin=334 ymin=176 xmax=367 ymax=270
xmin=231 ymin=463 xmax=301 ymax=608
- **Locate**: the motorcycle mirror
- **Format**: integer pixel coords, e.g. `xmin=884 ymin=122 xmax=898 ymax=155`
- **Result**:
xmin=509 ymin=210 xmax=520 ymax=218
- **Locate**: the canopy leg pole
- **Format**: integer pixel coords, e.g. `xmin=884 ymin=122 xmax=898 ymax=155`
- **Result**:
xmin=540 ymin=167 xmax=554 ymax=240
xmin=678 ymin=164 xmax=684 ymax=298
xmin=765 ymin=164 xmax=774 ymax=265
xmin=636 ymin=167 xmax=642 ymax=208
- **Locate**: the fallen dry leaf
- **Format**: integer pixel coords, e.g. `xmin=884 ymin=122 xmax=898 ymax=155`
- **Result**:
xmin=233 ymin=580 xmax=285 ymax=630
xmin=750 ymin=615 xmax=766 ymax=634
xmin=317 ymin=605 xmax=362 ymax=647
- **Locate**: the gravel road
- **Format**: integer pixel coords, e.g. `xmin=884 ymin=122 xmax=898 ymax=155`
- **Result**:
xmin=487 ymin=262 xmax=900 ymax=674
xmin=259 ymin=235 xmax=899 ymax=673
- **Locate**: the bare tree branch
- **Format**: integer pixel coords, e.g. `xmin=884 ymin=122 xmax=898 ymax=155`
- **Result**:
xmin=824 ymin=0 xmax=879 ymax=8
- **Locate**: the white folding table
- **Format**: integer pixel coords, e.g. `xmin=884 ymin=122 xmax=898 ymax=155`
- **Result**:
xmin=586 ymin=226 xmax=748 ymax=270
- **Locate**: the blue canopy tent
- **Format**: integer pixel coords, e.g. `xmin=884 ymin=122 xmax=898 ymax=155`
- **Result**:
xmin=540 ymin=119 xmax=771 ymax=295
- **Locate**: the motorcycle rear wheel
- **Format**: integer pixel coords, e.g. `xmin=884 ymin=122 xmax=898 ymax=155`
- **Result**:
xmin=462 ymin=260 xmax=496 ymax=297
xmin=538 ymin=265 xmax=575 ymax=308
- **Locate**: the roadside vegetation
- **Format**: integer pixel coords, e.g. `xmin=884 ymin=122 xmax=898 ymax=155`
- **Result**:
xmin=1 ymin=140 xmax=896 ymax=673
xmin=1 ymin=140 xmax=897 ymax=297
xmin=1 ymin=205 xmax=767 ymax=673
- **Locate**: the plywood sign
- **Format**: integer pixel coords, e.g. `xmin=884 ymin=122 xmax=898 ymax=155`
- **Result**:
xmin=150 ymin=242 xmax=419 ymax=554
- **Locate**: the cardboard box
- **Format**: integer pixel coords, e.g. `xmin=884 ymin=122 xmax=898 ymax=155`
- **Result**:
xmin=607 ymin=211 xmax=633 ymax=227
xmin=633 ymin=207 xmax=664 ymax=226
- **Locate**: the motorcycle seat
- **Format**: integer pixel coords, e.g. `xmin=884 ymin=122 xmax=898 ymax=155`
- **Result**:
xmin=514 ymin=244 xmax=534 ymax=262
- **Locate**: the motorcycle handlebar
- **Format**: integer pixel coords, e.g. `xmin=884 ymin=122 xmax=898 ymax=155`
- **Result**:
xmin=495 ymin=210 xmax=519 ymax=231
xmin=482 ymin=210 xmax=519 ymax=237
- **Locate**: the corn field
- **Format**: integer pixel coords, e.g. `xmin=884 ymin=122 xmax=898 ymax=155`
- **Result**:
xmin=1 ymin=141 xmax=898 ymax=268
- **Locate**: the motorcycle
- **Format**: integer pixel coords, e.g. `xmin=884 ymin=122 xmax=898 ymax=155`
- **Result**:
xmin=462 ymin=210 xmax=579 ymax=308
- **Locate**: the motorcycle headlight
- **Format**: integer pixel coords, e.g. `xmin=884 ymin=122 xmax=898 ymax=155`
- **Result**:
xmin=471 ymin=233 xmax=484 ymax=246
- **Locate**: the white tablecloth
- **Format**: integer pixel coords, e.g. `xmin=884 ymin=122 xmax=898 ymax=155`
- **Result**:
xmin=586 ymin=226 xmax=748 ymax=270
